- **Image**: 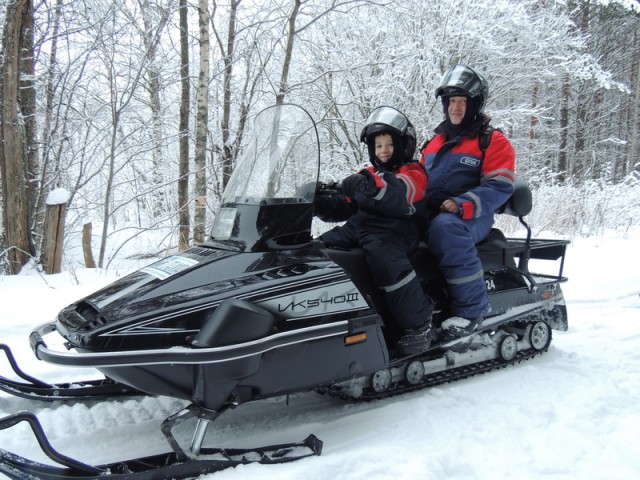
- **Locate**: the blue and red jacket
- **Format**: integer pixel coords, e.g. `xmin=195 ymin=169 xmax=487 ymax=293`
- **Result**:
xmin=420 ymin=124 xmax=515 ymax=220
xmin=315 ymin=161 xmax=428 ymax=232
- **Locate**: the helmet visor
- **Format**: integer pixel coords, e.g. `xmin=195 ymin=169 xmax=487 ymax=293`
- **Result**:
xmin=436 ymin=65 xmax=483 ymax=98
xmin=363 ymin=106 xmax=409 ymax=136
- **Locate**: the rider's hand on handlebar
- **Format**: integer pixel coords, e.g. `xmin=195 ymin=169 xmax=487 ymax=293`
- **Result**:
xmin=342 ymin=174 xmax=367 ymax=198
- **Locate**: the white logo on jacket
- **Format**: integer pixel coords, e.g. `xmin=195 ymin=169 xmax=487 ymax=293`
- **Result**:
xmin=460 ymin=157 xmax=480 ymax=167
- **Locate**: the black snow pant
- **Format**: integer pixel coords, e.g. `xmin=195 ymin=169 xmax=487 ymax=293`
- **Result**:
xmin=320 ymin=223 xmax=432 ymax=330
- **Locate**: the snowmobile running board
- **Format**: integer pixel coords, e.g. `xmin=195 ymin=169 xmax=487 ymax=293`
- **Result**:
xmin=0 ymin=344 xmax=142 ymax=401
xmin=0 ymin=409 xmax=323 ymax=480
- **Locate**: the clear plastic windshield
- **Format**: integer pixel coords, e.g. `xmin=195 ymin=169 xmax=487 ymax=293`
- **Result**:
xmin=222 ymin=104 xmax=320 ymax=205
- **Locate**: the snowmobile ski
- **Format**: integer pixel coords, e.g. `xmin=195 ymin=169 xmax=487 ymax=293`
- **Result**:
xmin=0 ymin=344 xmax=141 ymax=401
xmin=0 ymin=409 xmax=322 ymax=480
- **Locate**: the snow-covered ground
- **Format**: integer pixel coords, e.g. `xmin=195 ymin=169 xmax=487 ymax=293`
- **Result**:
xmin=1 ymin=230 xmax=639 ymax=479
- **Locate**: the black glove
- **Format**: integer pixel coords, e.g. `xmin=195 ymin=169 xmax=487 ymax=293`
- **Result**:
xmin=313 ymin=194 xmax=334 ymax=216
xmin=341 ymin=173 xmax=367 ymax=198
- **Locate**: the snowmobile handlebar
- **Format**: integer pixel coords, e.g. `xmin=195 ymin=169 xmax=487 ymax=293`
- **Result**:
xmin=316 ymin=181 xmax=343 ymax=196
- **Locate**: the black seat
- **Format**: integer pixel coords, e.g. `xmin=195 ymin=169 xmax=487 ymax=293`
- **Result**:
xmin=478 ymin=177 xmax=532 ymax=270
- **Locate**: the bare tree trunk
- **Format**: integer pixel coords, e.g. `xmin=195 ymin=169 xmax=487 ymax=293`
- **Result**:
xmin=35 ymin=0 xmax=63 ymax=257
xmin=178 ymin=0 xmax=191 ymax=250
xmin=558 ymin=72 xmax=570 ymax=184
xmin=193 ymin=0 xmax=210 ymax=244
xmin=573 ymin=83 xmax=587 ymax=180
xmin=275 ymin=0 xmax=301 ymax=106
xmin=21 ymin=0 xmax=38 ymax=246
xmin=220 ymin=0 xmax=240 ymax=189
xmin=98 ymin=94 xmax=120 ymax=268
xmin=629 ymin=27 xmax=640 ymax=179
xmin=138 ymin=0 xmax=171 ymax=217
xmin=82 ymin=223 xmax=96 ymax=268
xmin=0 ymin=0 xmax=34 ymax=274
xmin=571 ymin=1 xmax=590 ymax=181
xmin=529 ymin=82 xmax=539 ymax=147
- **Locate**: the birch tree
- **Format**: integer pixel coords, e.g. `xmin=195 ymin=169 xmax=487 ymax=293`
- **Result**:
xmin=193 ymin=0 xmax=210 ymax=244
xmin=178 ymin=0 xmax=190 ymax=250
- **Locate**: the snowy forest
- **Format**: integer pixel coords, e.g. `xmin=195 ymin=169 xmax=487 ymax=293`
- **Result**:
xmin=1 ymin=0 xmax=640 ymax=275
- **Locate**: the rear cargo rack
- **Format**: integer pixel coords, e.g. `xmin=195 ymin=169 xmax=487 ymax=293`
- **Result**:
xmin=504 ymin=237 xmax=569 ymax=284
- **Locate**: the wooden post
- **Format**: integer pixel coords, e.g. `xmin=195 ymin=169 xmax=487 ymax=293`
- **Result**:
xmin=42 ymin=188 xmax=71 ymax=274
xmin=42 ymin=203 xmax=66 ymax=274
xmin=82 ymin=223 xmax=96 ymax=268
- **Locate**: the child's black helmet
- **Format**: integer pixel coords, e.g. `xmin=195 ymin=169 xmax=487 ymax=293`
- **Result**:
xmin=359 ymin=106 xmax=417 ymax=162
xmin=435 ymin=64 xmax=489 ymax=112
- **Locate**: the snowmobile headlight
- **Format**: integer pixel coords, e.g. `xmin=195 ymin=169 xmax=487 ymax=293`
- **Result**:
xmin=211 ymin=207 xmax=237 ymax=240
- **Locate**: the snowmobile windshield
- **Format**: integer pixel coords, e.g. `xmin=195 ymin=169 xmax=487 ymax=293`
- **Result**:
xmin=222 ymin=104 xmax=320 ymax=206
xmin=210 ymin=104 xmax=320 ymax=249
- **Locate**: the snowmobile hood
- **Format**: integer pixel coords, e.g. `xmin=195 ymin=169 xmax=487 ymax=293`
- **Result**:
xmin=53 ymin=105 xmax=364 ymax=352
xmin=55 ymin=244 xmax=348 ymax=350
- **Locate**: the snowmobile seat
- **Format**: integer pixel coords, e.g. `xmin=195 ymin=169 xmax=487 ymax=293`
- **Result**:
xmin=477 ymin=229 xmax=517 ymax=270
xmin=477 ymin=178 xmax=532 ymax=270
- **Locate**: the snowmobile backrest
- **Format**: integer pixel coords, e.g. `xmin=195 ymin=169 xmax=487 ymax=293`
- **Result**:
xmin=497 ymin=177 xmax=532 ymax=218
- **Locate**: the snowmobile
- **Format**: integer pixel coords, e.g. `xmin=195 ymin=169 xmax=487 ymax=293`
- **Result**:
xmin=0 ymin=104 xmax=569 ymax=479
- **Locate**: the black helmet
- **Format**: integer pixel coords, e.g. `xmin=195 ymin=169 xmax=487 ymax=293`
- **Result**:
xmin=359 ymin=106 xmax=417 ymax=162
xmin=435 ymin=64 xmax=489 ymax=112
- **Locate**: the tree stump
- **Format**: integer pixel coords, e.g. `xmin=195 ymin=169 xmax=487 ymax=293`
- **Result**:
xmin=82 ymin=223 xmax=96 ymax=268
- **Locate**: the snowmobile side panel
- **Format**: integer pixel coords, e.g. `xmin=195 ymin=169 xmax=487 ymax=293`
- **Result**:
xmin=101 ymin=315 xmax=387 ymax=409
xmin=237 ymin=315 xmax=388 ymax=400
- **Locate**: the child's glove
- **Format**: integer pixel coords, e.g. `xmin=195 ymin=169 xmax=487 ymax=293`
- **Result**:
xmin=341 ymin=174 xmax=367 ymax=198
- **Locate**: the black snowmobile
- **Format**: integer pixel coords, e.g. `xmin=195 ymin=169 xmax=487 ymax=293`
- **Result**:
xmin=0 ymin=104 xmax=569 ymax=479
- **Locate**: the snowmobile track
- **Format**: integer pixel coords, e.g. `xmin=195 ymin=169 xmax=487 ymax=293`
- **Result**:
xmin=318 ymin=343 xmax=548 ymax=402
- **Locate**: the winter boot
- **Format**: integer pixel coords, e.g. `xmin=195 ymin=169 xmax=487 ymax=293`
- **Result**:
xmin=440 ymin=316 xmax=483 ymax=338
xmin=396 ymin=322 xmax=437 ymax=356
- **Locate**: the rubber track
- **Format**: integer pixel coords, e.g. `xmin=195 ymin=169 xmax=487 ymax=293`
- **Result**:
xmin=319 ymin=346 xmax=548 ymax=402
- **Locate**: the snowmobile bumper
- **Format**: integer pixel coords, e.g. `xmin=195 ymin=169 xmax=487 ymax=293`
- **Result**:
xmin=30 ymin=319 xmax=351 ymax=368
xmin=0 ymin=343 xmax=141 ymax=401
